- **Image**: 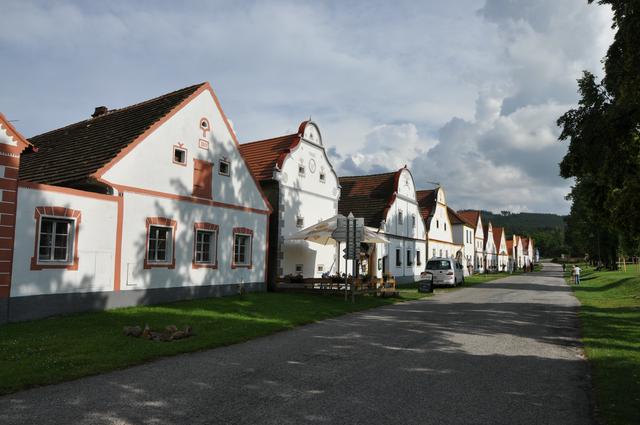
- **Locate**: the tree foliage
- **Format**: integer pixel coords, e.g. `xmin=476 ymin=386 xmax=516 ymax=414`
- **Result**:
xmin=558 ymin=0 xmax=640 ymax=266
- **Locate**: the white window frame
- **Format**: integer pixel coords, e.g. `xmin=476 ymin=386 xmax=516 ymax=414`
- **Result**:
xmin=398 ymin=210 xmax=404 ymax=225
xmin=194 ymin=229 xmax=217 ymax=265
xmin=219 ymin=159 xmax=231 ymax=176
xmin=233 ymin=233 xmax=252 ymax=267
xmin=295 ymin=264 xmax=303 ymax=274
xmin=147 ymin=225 xmax=174 ymax=264
xmin=296 ymin=216 xmax=304 ymax=228
xmin=37 ymin=216 xmax=75 ymax=264
xmin=173 ymin=146 xmax=187 ymax=165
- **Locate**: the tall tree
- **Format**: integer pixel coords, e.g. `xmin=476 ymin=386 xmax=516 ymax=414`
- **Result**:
xmin=558 ymin=0 xmax=640 ymax=265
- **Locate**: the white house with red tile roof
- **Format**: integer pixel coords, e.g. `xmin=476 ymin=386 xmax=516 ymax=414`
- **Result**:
xmin=417 ymin=187 xmax=460 ymax=263
xmin=513 ymin=235 xmax=525 ymax=269
xmin=521 ymin=237 xmax=534 ymax=267
xmin=338 ymin=167 xmax=427 ymax=284
xmin=483 ymin=222 xmax=498 ymax=272
xmin=239 ymin=121 xmax=340 ymax=287
xmin=458 ymin=210 xmax=485 ymax=273
xmin=1 ymin=83 xmax=271 ymax=323
xmin=448 ymin=207 xmax=475 ymax=276
xmin=492 ymin=226 xmax=509 ymax=272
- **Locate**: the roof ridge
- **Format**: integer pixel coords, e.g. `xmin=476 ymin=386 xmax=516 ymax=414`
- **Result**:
xmin=339 ymin=170 xmax=398 ymax=179
xmin=240 ymin=133 xmax=300 ymax=146
xmin=28 ymin=82 xmax=206 ymax=140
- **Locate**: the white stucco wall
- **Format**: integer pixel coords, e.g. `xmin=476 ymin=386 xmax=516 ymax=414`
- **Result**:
xmin=11 ymin=186 xmax=118 ymax=297
xmin=120 ymin=192 xmax=267 ymax=289
xmin=452 ymin=223 xmax=475 ymax=275
xmin=102 ymin=90 xmax=268 ymax=212
xmin=382 ymin=169 xmax=426 ymax=280
xmin=278 ymin=123 xmax=340 ymax=278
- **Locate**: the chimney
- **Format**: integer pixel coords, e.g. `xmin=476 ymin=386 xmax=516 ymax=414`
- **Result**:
xmin=92 ymin=106 xmax=108 ymax=118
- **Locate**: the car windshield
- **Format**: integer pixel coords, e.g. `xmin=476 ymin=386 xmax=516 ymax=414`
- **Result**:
xmin=426 ymin=260 xmax=451 ymax=270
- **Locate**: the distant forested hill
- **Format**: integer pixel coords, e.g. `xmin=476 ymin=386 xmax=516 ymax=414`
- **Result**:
xmin=459 ymin=210 xmax=568 ymax=258
xmin=477 ymin=211 xmax=566 ymax=235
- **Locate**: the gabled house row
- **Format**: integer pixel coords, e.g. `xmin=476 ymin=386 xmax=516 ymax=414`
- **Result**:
xmin=1 ymin=82 xmax=535 ymax=322
xmin=1 ymin=83 xmax=271 ymax=323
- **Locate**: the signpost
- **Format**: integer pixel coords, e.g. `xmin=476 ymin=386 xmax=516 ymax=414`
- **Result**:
xmin=333 ymin=213 xmax=364 ymax=302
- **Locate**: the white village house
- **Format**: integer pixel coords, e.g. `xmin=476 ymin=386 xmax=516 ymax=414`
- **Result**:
xmin=239 ymin=121 xmax=340 ymax=288
xmin=458 ymin=211 xmax=486 ymax=273
xmin=448 ymin=208 xmax=475 ymax=276
xmin=0 ymin=83 xmax=271 ymax=323
xmin=492 ymin=227 xmax=509 ymax=272
xmin=416 ymin=187 xmax=460 ymax=262
xmin=483 ymin=222 xmax=498 ymax=272
xmin=338 ymin=168 xmax=427 ymax=284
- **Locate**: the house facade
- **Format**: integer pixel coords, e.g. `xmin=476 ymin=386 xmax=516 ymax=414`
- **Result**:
xmin=1 ymin=83 xmax=271 ymax=323
xmin=239 ymin=121 xmax=340 ymax=288
xmin=458 ymin=211 xmax=485 ymax=273
xmin=513 ymin=235 xmax=524 ymax=269
xmin=483 ymin=222 xmax=497 ymax=271
xmin=417 ymin=187 xmax=460 ymax=261
xmin=448 ymin=208 xmax=475 ymax=276
xmin=339 ymin=168 xmax=427 ymax=284
xmin=492 ymin=227 xmax=509 ymax=272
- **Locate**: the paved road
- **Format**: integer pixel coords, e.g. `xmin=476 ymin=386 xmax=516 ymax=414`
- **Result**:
xmin=0 ymin=263 xmax=592 ymax=424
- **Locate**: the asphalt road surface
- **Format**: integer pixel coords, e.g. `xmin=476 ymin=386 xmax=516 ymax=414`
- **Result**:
xmin=0 ymin=263 xmax=593 ymax=424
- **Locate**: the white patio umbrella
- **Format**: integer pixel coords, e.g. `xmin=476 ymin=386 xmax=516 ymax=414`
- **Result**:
xmin=288 ymin=214 xmax=389 ymax=245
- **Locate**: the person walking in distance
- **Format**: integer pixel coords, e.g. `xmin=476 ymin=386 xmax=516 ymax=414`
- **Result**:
xmin=573 ymin=265 xmax=581 ymax=285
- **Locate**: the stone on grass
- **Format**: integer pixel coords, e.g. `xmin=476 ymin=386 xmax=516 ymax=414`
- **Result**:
xmin=123 ymin=325 xmax=142 ymax=337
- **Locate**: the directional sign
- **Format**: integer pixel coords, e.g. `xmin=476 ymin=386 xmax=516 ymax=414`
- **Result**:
xmin=341 ymin=213 xmax=365 ymax=260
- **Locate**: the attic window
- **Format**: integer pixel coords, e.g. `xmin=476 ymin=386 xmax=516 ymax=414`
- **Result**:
xmin=319 ymin=172 xmax=326 ymax=183
xmin=298 ymin=164 xmax=305 ymax=176
xmin=173 ymin=146 xmax=187 ymax=166
xmin=219 ymin=159 xmax=230 ymax=176
xmin=296 ymin=216 xmax=304 ymax=228
xmin=412 ymin=214 xmax=416 ymax=228
xmin=398 ymin=210 xmax=404 ymax=225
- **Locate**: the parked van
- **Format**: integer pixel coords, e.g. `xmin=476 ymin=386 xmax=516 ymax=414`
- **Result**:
xmin=424 ymin=258 xmax=465 ymax=287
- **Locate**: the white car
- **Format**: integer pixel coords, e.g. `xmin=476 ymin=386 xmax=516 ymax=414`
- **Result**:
xmin=424 ymin=258 xmax=465 ymax=287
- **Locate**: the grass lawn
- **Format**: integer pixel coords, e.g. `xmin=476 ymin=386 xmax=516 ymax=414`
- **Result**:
xmin=567 ymin=266 xmax=640 ymax=425
xmin=0 ymin=288 xmax=426 ymax=395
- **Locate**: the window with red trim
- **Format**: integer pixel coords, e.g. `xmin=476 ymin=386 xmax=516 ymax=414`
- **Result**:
xmin=232 ymin=227 xmax=253 ymax=268
xmin=144 ymin=217 xmax=176 ymax=269
xmin=193 ymin=159 xmax=213 ymax=199
xmin=31 ymin=206 xmax=81 ymax=270
xmin=193 ymin=222 xmax=218 ymax=269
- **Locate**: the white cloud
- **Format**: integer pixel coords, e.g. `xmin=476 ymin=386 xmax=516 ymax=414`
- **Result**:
xmin=0 ymin=0 xmax=614 ymax=214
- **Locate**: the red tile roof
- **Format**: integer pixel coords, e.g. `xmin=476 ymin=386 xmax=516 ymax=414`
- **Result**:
xmin=447 ymin=207 xmax=469 ymax=226
xmin=239 ymin=135 xmax=299 ymax=181
xmin=239 ymin=121 xmax=311 ymax=181
xmin=338 ymin=170 xmax=401 ymax=227
xmin=493 ymin=227 xmax=504 ymax=251
xmin=457 ymin=210 xmax=480 ymax=228
xmin=20 ymin=83 xmax=206 ymax=185
xmin=416 ymin=189 xmax=436 ymax=220
xmin=506 ymin=239 xmax=514 ymax=253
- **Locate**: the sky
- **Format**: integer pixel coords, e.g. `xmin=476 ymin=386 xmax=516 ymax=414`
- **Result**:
xmin=0 ymin=0 xmax=614 ymax=214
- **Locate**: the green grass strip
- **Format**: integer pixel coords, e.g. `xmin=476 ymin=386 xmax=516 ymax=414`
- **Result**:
xmin=0 ymin=289 xmax=426 ymax=395
xmin=566 ymin=265 xmax=640 ymax=425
